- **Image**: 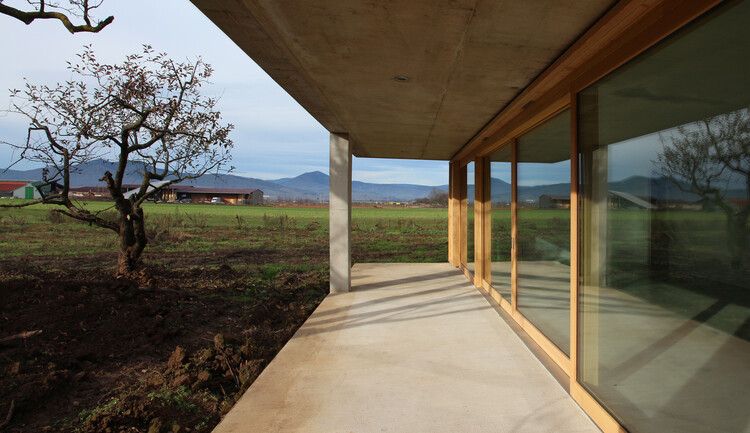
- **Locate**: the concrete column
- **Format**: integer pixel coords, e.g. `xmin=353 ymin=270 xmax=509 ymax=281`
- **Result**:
xmin=329 ymin=133 xmax=352 ymax=293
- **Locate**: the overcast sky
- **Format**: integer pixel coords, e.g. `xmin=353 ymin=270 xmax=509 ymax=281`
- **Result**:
xmin=0 ymin=0 xmax=449 ymax=185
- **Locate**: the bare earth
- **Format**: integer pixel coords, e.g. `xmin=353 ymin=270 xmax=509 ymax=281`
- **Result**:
xmin=0 ymin=248 xmax=329 ymax=433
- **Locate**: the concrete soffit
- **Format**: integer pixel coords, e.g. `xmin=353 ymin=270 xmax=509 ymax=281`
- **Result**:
xmin=453 ymin=0 xmax=726 ymax=164
xmin=190 ymin=0 xmax=618 ymax=161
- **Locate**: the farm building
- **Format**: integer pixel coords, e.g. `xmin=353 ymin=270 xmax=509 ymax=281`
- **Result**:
xmin=0 ymin=180 xmax=61 ymax=199
xmin=192 ymin=2 xmax=750 ymax=433
xmin=161 ymin=186 xmax=263 ymax=205
xmin=69 ymin=185 xmax=111 ymax=198
xmin=0 ymin=181 xmax=28 ymax=198
xmin=70 ymin=184 xmax=141 ymax=199
xmin=69 ymin=183 xmax=264 ymax=205
xmin=538 ymin=194 xmax=571 ymax=209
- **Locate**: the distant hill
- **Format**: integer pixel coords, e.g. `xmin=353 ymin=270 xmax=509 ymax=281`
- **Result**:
xmin=484 ymin=175 xmax=744 ymax=204
xmin=3 ymin=161 xmax=744 ymax=203
xmin=274 ymin=171 xmax=329 ymax=195
xmin=271 ymin=170 xmax=440 ymax=201
xmin=0 ymin=159 xmax=446 ymax=201
xmin=0 ymin=159 xmax=310 ymax=199
xmin=0 ymin=167 xmax=46 ymax=182
xmin=352 ymin=181 xmax=438 ymax=202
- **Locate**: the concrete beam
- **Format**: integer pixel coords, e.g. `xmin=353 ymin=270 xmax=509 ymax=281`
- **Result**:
xmin=329 ymin=133 xmax=352 ymax=293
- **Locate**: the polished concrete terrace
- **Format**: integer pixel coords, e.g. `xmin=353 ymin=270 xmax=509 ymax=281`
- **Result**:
xmin=213 ymin=263 xmax=600 ymax=433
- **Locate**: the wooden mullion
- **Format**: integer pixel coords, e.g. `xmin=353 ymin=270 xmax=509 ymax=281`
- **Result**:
xmin=448 ymin=163 xmax=455 ymax=266
xmin=510 ymin=138 xmax=518 ymax=312
xmin=459 ymin=164 xmax=468 ymax=268
xmin=473 ymin=158 xmax=483 ymax=286
xmin=473 ymin=156 xmax=492 ymax=287
xmin=448 ymin=161 xmax=460 ymax=266
xmin=482 ymin=157 xmax=491 ymax=288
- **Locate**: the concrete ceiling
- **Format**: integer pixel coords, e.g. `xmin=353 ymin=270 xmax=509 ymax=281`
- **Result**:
xmin=191 ymin=0 xmax=615 ymax=160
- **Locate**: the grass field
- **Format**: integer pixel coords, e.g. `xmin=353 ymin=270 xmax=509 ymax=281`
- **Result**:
xmin=0 ymin=200 xmax=448 ymax=263
xmin=3 ymin=200 xmax=741 ymax=286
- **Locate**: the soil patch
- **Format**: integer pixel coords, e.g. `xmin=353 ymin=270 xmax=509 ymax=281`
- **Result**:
xmin=0 ymin=252 xmax=328 ymax=432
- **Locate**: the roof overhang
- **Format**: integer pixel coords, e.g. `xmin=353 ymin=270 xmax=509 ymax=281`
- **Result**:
xmin=190 ymin=0 xmax=616 ymax=160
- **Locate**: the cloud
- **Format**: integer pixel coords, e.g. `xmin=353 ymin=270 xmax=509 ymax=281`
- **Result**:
xmin=0 ymin=0 xmax=452 ymax=187
xmin=353 ymin=158 xmax=448 ymax=185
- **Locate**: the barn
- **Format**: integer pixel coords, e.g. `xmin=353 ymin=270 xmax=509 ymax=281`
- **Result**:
xmin=0 ymin=181 xmax=29 ymax=199
xmin=162 ymin=186 xmax=263 ymax=205
xmin=0 ymin=180 xmax=62 ymax=199
xmin=538 ymin=194 xmax=571 ymax=209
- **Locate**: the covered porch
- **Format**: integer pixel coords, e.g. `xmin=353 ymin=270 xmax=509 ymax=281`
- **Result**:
xmin=213 ymin=263 xmax=599 ymax=432
xmin=190 ymin=1 xmax=749 ymax=431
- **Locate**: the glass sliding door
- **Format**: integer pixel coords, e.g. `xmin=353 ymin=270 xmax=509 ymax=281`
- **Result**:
xmin=466 ymin=161 xmax=475 ymax=276
xmin=516 ymin=110 xmax=571 ymax=355
xmin=579 ymin=1 xmax=750 ymax=432
xmin=490 ymin=146 xmax=513 ymax=300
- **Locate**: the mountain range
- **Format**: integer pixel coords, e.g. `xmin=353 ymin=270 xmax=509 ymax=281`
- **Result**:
xmin=476 ymin=176 xmax=744 ymax=204
xmin=0 ymin=159 xmax=444 ymax=202
xmin=1 ymin=159 xmax=744 ymax=202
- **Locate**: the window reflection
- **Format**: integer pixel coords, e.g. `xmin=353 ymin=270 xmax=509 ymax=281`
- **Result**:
xmin=579 ymin=2 xmax=750 ymax=431
xmin=490 ymin=146 xmax=512 ymax=300
xmin=517 ymin=110 xmax=571 ymax=354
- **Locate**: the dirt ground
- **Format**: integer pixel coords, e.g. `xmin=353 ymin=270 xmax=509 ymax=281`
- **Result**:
xmin=0 ymin=248 xmax=329 ymax=433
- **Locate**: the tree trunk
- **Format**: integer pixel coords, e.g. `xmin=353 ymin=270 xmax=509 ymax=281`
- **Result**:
xmin=733 ymin=210 xmax=749 ymax=268
xmin=116 ymin=206 xmax=148 ymax=278
xmin=725 ymin=173 xmax=750 ymax=269
xmin=726 ymin=210 xmax=749 ymax=269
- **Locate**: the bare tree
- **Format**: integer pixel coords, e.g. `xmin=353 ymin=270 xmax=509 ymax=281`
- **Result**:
xmin=427 ymin=188 xmax=449 ymax=206
xmin=415 ymin=188 xmax=449 ymax=206
xmin=2 ymin=45 xmax=234 ymax=277
xmin=656 ymin=108 xmax=750 ymax=267
xmin=0 ymin=0 xmax=113 ymax=33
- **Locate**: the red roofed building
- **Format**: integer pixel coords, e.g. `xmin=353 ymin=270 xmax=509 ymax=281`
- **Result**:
xmin=0 ymin=181 xmax=30 ymax=198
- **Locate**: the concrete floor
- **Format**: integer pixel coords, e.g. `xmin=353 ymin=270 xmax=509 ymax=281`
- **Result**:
xmin=213 ymin=263 xmax=600 ymax=433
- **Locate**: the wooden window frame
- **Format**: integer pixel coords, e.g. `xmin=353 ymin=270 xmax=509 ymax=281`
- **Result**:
xmin=449 ymin=1 xmax=725 ymax=432
xmin=481 ymin=107 xmax=574 ymax=376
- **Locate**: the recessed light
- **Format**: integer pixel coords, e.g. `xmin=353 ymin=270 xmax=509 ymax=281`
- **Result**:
xmin=394 ymin=76 xmax=410 ymax=83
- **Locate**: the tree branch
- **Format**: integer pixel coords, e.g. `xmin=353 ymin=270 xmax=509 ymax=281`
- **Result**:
xmin=0 ymin=2 xmax=113 ymax=33
xmin=0 ymin=199 xmax=44 ymax=208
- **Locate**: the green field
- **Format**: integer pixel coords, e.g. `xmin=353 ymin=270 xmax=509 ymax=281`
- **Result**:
xmin=0 ymin=200 xmax=448 ymax=264
xmin=2 ymin=200 xmax=745 ymax=286
xmin=4 ymin=200 xmax=744 ymax=280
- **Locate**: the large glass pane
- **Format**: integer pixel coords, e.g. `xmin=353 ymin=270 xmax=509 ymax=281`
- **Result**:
xmin=465 ymin=162 xmax=475 ymax=275
xmin=579 ymin=2 xmax=750 ymax=432
xmin=490 ymin=146 xmax=512 ymax=299
xmin=517 ymin=110 xmax=571 ymax=354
